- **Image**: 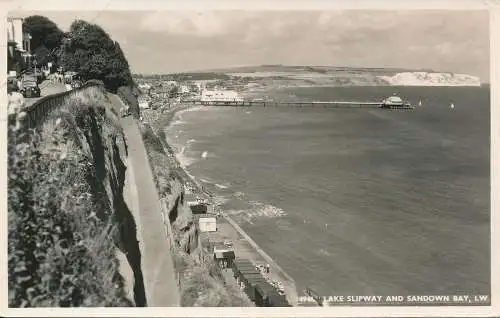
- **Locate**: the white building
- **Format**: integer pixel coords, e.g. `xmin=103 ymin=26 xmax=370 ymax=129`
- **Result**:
xmin=179 ymin=85 xmax=190 ymax=94
xmin=199 ymin=217 xmax=217 ymax=232
xmin=165 ymin=80 xmax=178 ymax=87
xmin=201 ymin=90 xmax=244 ymax=103
xmin=138 ymin=95 xmax=150 ymax=109
xmin=138 ymin=83 xmax=152 ymax=94
xmin=7 ymin=17 xmax=32 ymax=64
xmin=7 ymin=17 xmax=30 ymax=52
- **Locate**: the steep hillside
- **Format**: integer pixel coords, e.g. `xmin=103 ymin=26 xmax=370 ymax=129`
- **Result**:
xmin=163 ymin=65 xmax=482 ymax=88
xmin=377 ymin=72 xmax=482 ymax=86
xmin=8 ymin=86 xmax=143 ymax=307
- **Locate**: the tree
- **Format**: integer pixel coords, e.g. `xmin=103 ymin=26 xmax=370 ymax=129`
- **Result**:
xmin=168 ymin=85 xmax=179 ymax=99
xmin=62 ymin=20 xmax=133 ymax=92
xmin=23 ymin=15 xmax=64 ymax=51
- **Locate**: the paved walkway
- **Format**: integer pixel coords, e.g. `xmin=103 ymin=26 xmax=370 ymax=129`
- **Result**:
xmin=109 ymin=94 xmax=180 ymax=306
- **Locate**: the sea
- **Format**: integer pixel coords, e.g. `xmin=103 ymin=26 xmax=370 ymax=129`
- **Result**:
xmin=165 ymin=85 xmax=490 ymax=297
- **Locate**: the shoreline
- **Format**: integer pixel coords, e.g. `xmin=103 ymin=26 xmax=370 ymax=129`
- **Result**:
xmin=156 ymin=104 xmax=300 ymax=306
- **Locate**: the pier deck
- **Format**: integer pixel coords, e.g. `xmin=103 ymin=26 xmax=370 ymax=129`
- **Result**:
xmin=181 ymin=100 xmax=414 ymax=109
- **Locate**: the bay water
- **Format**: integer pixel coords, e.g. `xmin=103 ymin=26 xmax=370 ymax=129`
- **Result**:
xmin=165 ymin=86 xmax=490 ymax=296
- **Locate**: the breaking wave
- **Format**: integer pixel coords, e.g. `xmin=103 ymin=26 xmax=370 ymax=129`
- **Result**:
xmin=227 ymin=201 xmax=288 ymax=224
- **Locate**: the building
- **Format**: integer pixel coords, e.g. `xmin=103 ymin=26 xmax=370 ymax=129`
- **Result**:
xmin=7 ymin=17 xmax=32 ymax=60
xmin=201 ymin=90 xmax=244 ymax=104
xmin=138 ymin=83 xmax=152 ymax=95
xmin=213 ymin=242 xmax=236 ymax=268
xmin=138 ymin=95 xmax=150 ymax=109
xmin=231 ymin=258 xmax=290 ymax=307
xmin=185 ymin=193 xmax=211 ymax=214
xmin=179 ymin=85 xmax=190 ymax=94
xmin=199 ymin=217 xmax=217 ymax=232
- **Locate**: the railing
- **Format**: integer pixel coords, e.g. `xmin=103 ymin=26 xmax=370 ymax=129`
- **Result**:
xmin=8 ymin=81 xmax=105 ymax=131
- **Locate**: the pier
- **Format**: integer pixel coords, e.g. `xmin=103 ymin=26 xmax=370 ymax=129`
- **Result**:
xmin=181 ymin=100 xmax=415 ymax=109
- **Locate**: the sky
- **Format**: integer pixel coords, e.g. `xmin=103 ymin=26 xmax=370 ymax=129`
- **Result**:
xmin=14 ymin=10 xmax=490 ymax=80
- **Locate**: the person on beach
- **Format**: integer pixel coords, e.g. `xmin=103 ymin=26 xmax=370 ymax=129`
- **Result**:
xmin=266 ymin=263 xmax=270 ymax=273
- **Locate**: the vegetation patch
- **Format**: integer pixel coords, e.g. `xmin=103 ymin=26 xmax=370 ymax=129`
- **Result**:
xmin=117 ymin=86 xmax=140 ymax=119
xmin=8 ymin=88 xmax=132 ymax=307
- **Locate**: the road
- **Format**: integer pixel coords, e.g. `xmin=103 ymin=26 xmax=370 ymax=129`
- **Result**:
xmin=108 ymin=94 xmax=180 ymax=306
xmin=24 ymin=80 xmax=66 ymax=107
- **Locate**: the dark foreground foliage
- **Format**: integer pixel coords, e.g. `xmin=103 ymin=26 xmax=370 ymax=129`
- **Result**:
xmin=8 ymin=95 xmax=132 ymax=307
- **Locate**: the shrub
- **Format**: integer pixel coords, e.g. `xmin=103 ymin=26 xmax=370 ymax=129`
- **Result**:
xmin=8 ymin=90 xmax=132 ymax=307
xmin=140 ymin=124 xmax=164 ymax=154
xmin=85 ymin=79 xmax=105 ymax=87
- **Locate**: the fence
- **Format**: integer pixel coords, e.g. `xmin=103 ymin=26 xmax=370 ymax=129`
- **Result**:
xmin=8 ymin=81 xmax=105 ymax=131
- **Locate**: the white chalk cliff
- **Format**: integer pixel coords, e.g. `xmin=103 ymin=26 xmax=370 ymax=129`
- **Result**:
xmin=378 ymin=72 xmax=481 ymax=86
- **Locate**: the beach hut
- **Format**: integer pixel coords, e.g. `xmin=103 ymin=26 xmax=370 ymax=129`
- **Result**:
xmin=185 ymin=193 xmax=209 ymax=214
xmin=199 ymin=217 xmax=217 ymax=232
xmin=214 ymin=250 xmax=236 ymax=269
xmin=254 ymin=281 xmax=286 ymax=307
xmin=232 ymin=259 xmax=259 ymax=278
xmin=242 ymin=275 xmax=268 ymax=301
xmin=234 ymin=265 xmax=260 ymax=279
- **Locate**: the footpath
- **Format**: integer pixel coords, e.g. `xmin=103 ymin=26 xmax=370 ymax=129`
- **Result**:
xmin=108 ymin=94 xmax=180 ymax=306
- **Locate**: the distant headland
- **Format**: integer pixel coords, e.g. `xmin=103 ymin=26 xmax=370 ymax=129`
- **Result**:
xmin=134 ymin=65 xmax=483 ymax=89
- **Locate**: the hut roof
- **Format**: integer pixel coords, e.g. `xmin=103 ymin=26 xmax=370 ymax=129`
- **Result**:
xmin=244 ymin=275 xmax=267 ymax=285
xmin=255 ymin=281 xmax=278 ymax=295
xmin=233 ymin=259 xmax=254 ymax=267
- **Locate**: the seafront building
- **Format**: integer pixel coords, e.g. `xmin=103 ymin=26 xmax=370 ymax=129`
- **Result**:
xmin=201 ymin=90 xmax=244 ymax=103
xmin=7 ymin=17 xmax=33 ymax=74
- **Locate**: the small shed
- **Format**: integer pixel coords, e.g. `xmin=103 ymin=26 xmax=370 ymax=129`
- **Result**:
xmin=214 ymin=249 xmax=235 ymax=268
xmin=190 ymin=203 xmax=207 ymax=214
xmin=242 ymin=275 xmax=268 ymax=301
xmin=199 ymin=217 xmax=216 ymax=232
xmin=232 ymin=259 xmax=259 ymax=278
xmin=268 ymin=292 xmax=291 ymax=307
xmin=254 ymin=281 xmax=280 ymax=307
xmin=234 ymin=268 xmax=263 ymax=289
xmin=186 ymin=193 xmax=209 ymax=214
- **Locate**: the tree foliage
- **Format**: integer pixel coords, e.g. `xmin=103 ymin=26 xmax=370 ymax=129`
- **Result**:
xmin=61 ymin=20 xmax=133 ymax=92
xmin=23 ymin=15 xmax=65 ymax=51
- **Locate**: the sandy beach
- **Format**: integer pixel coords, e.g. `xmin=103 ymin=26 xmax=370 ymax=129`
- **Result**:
xmin=152 ymin=104 xmax=300 ymax=306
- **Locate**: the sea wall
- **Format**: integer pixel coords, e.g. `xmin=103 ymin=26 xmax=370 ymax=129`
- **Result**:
xmin=7 ymin=85 xmax=145 ymax=306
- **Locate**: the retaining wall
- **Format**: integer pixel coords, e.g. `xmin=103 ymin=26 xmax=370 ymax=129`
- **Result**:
xmin=8 ymin=82 xmax=104 ymax=131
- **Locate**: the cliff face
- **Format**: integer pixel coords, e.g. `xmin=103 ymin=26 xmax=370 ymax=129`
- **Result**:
xmin=8 ymin=87 xmax=144 ymax=307
xmin=378 ymin=72 xmax=482 ymax=86
xmin=140 ymin=123 xmax=202 ymax=258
